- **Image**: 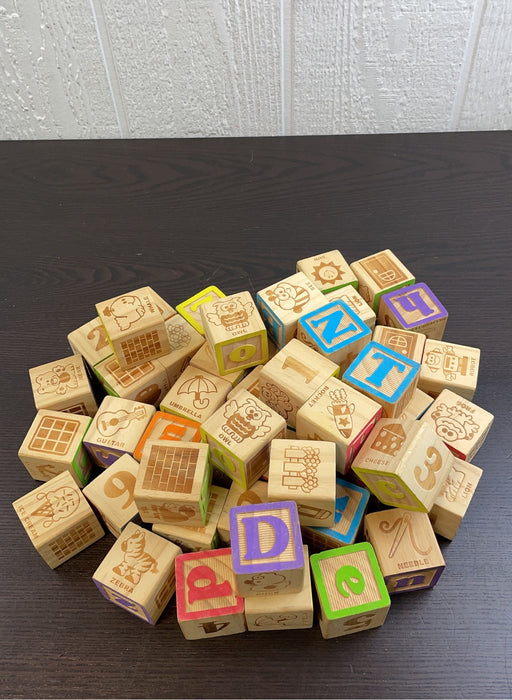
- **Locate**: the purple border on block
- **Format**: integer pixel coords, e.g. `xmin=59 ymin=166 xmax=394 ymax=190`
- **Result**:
xmin=382 ymin=283 xmax=448 ymax=328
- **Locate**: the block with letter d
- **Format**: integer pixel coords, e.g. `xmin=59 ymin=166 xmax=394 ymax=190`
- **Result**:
xmin=230 ymin=500 xmax=305 ymax=596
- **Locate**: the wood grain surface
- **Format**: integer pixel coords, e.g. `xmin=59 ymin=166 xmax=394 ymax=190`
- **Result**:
xmin=1 ymin=132 xmax=511 ymax=699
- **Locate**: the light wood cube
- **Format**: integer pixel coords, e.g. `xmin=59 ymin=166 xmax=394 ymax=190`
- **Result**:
xmin=419 ymin=339 xmax=480 ymax=400
xmin=13 ymin=471 xmax=104 ymax=568
xmin=133 ymin=411 xmax=201 ymax=461
xmin=323 ymin=286 xmax=376 ymax=330
xmin=310 ymin=542 xmax=391 ymax=638
xmin=189 ymin=341 xmax=248 ymax=387
xmin=399 ymin=388 xmax=434 ymax=420
xmin=29 ymin=354 xmax=97 ymax=417
xmin=378 ymin=283 xmax=448 ymax=340
xmin=226 ymin=365 xmax=265 ymax=401
xmin=67 ymin=316 xmax=114 ymax=370
xmin=217 ymin=479 xmax=269 ymax=545
xmin=296 ymin=250 xmax=358 ymax=294
xmin=175 ymin=285 xmax=225 ymax=335
xmin=18 ymin=410 xmax=94 ymax=486
xmin=158 ymin=313 xmax=205 ymax=385
xmin=93 ymin=522 xmax=181 ymax=624
xmin=372 ymin=325 xmax=426 ymax=364
xmin=349 ymin=249 xmax=415 ymax=312
xmin=429 ymin=458 xmax=483 ymax=540
xmin=160 ymin=365 xmax=231 ymax=424
xmin=146 ymin=287 xmax=176 ymax=321
xmin=364 ymin=508 xmax=445 ymax=593
xmin=94 ymin=354 xmax=170 ymax=406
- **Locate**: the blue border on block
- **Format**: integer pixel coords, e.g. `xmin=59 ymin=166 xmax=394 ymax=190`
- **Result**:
xmin=256 ymin=294 xmax=285 ymax=347
xmin=310 ymin=477 xmax=370 ymax=545
xmin=298 ymin=300 xmax=371 ymax=353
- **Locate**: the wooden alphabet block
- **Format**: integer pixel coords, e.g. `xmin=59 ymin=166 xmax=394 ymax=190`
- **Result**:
xmin=13 ymin=471 xmax=104 ymax=569
xmin=133 ymin=411 xmax=201 ymax=461
xmin=378 ymin=282 xmax=448 ymax=340
xmin=226 ymin=365 xmax=265 ymax=401
xmin=399 ymin=388 xmax=434 ymax=420
xmin=349 ymin=249 xmax=415 ymax=312
xmin=295 ymin=376 xmax=382 ymax=474
xmin=93 ymin=522 xmax=181 ymax=624
xmin=67 ymin=316 xmax=113 ymax=370
xmin=230 ymin=500 xmax=305 ymax=596
xmin=83 ymin=396 xmax=155 ymax=468
xmin=158 ymin=312 xmax=205 ymax=386
xmin=160 ymin=365 xmax=231 ymax=424
xmin=428 ymin=457 xmax=483 ymax=540
xmin=419 ymin=339 xmax=480 ymax=400
xmin=29 ymin=354 xmax=97 ymax=417
xmin=351 ymin=418 xmax=454 ymax=512
xmin=82 ymin=454 xmax=140 ymax=537
xmin=372 ymin=325 xmax=426 ymax=364
xmin=342 ymin=340 xmax=420 ymax=418
xmin=146 ymin=287 xmax=176 ymax=322
xmin=18 ymin=410 xmax=94 ymax=486
xmin=201 ymin=389 xmax=286 ymax=489
xmin=189 ymin=341 xmax=248 ymax=387
xmin=175 ymin=548 xmax=246 ymax=639
xmin=310 ymin=542 xmax=390 ymax=639
xmin=296 ymin=250 xmax=358 ymax=293
xmin=364 ymin=508 xmax=445 ymax=593
xmin=176 ymin=285 xmax=225 ymax=335
xmin=245 ymin=545 xmax=314 ymax=631
xmin=217 ymin=479 xmax=269 ymax=545
xmin=134 ymin=440 xmax=211 ymax=527
xmin=256 ymin=272 xmax=325 ymax=348
xmin=267 ymin=439 xmax=336 ymax=527
xmin=324 ymin=286 xmax=376 ymax=330
xmin=420 ymin=388 xmax=494 ymax=461
xmin=94 ymin=355 xmax=170 ymax=406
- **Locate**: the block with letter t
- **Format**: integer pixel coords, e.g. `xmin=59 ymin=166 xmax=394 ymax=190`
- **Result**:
xmin=377 ymin=282 xmax=448 ymax=340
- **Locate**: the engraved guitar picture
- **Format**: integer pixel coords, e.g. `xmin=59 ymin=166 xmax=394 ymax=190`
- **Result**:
xmin=97 ymin=406 xmax=147 ymax=437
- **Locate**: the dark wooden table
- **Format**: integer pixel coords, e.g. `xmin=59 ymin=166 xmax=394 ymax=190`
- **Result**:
xmin=1 ymin=132 xmax=511 ymax=699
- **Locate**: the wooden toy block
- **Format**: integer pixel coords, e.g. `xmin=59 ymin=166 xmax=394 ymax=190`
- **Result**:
xmin=96 ymin=286 xmax=171 ymax=369
xmin=93 ymin=522 xmax=181 ymax=624
xmin=160 ymin=365 xmax=231 ymax=424
xmin=295 ymin=376 xmax=382 ymax=474
xmin=13 ymin=471 xmax=104 ymax=569
xmin=245 ymin=545 xmax=314 ymax=631
xmin=310 ymin=542 xmax=390 ymax=638
xmin=189 ymin=341 xmax=247 ymax=387
xmin=199 ymin=291 xmax=269 ymax=375
xmin=267 ymin=439 xmax=336 ymax=527
xmin=351 ymin=418 xmax=454 ymax=512
xmin=297 ymin=300 xmax=372 ymax=372
xmin=201 ymin=389 xmax=286 ymax=489
xmin=258 ymin=338 xmax=340 ymax=429
xmin=133 ymin=411 xmax=201 ymax=461
xmin=301 ymin=477 xmax=370 ymax=552
xmin=158 ymin=312 xmax=205 ymax=385
xmin=176 ymin=285 xmax=225 ymax=335
xmin=29 ymin=354 xmax=97 ymax=417
xmin=349 ymin=249 xmax=415 ymax=312
xmin=342 ymin=340 xmax=420 ymax=418
xmin=377 ymin=282 xmax=448 ymax=340
xmin=419 ymin=339 xmax=480 ymax=401
xmin=68 ymin=316 xmax=114 ymax=370
xmin=83 ymin=395 xmax=155 ymax=468
xmin=428 ymin=457 xmax=483 ymax=540
xmin=175 ymin=548 xmax=246 ymax=639
xmin=399 ymin=388 xmax=434 ymax=420
xmin=146 ymin=287 xmax=177 ymax=322
xmin=364 ymin=508 xmax=445 ymax=593
xmin=420 ymin=388 xmax=494 ymax=461
xmin=296 ymin=250 xmax=358 ymax=294
xmin=94 ymin=355 xmax=170 ymax=406
xmin=226 ymin=365 xmax=265 ymax=401
xmin=372 ymin=325 xmax=426 ymax=364
xmin=256 ymin=272 xmax=325 ymax=348
xmin=229 ymin=500 xmax=305 ymax=596
xmin=153 ymin=485 xmax=228 ymax=552
xmin=217 ymin=479 xmax=269 ymax=545
xmin=82 ymin=454 xmax=141 ymax=537
xmin=18 ymin=410 xmax=94 ymax=486
xmin=323 ymin=286 xmax=376 ymax=330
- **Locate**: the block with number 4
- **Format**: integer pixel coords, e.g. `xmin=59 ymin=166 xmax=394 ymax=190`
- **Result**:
xmin=378 ymin=282 xmax=448 ymax=340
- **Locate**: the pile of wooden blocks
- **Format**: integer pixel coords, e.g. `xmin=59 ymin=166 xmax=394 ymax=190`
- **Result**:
xmin=13 ymin=249 xmax=493 ymax=639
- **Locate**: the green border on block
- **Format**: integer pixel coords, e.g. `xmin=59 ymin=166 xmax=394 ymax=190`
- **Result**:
xmin=216 ymin=329 xmax=269 ymax=375
xmin=200 ymin=429 xmax=246 ymax=487
xmin=372 ymin=278 xmax=415 ymax=312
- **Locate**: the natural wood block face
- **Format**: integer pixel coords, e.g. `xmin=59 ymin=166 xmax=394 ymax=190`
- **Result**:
xmin=13 ymin=471 xmax=104 ymax=569
xmin=351 ymin=418 xmax=454 ymax=512
xmin=133 ymin=411 xmax=201 ymax=461
xmin=301 ymin=477 xmax=370 ymax=552
xmin=372 ymin=326 xmax=426 ymax=364
xmin=147 ymin=287 xmax=176 ymax=322
xmin=18 ymin=410 xmax=94 ymax=486
xmin=82 ymin=454 xmax=141 ymax=537
xmin=96 ymin=287 xmax=171 ymax=369
xmin=245 ymin=545 xmax=314 ymax=631
xmin=94 ymin=355 xmax=170 ymax=406
xmin=342 ymin=340 xmax=420 ymax=418
xmin=310 ymin=543 xmax=390 ymax=639
xmin=176 ymin=286 xmax=225 ymax=335
xmin=201 ymin=389 xmax=286 ymax=489
xmin=83 ymin=396 xmax=155 ymax=468
xmin=230 ymin=500 xmax=305 ymax=597
xmin=296 ymin=250 xmax=358 ymax=294
xmin=226 ymin=365 xmax=264 ymax=401
xmin=175 ymin=548 xmax=246 ymax=639
xmin=158 ymin=313 xmax=205 ymax=385
xmin=134 ymin=440 xmax=211 ymax=527
xmin=217 ymin=479 xmax=269 ymax=545
xmin=258 ymin=338 xmax=340 ymax=429
xmin=200 ymin=291 xmax=269 ymax=375
xmin=29 ymin=354 xmax=97 ymax=417
xmin=399 ymin=388 xmax=434 ymax=420
xmin=420 ymin=388 xmax=494 ymax=461
xmin=256 ymin=272 xmax=325 ymax=348
xmin=364 ymin=508 xmax=445 ymax=594
xmin=323 ymin=286 xmax=376 ymax=330
xmin=267 ymin=439 xmax=336 ymax=527
xmin=428 ymin=458 xmax=483 ymax=540
xmin=68 ymin=317 xmax=114 ymax=370
xmin=93 ymin=522 xmax=181 ymax=624
xmin=152 ymin=485 xmax=228 ymax=552
xmin=349 ymin=249 xmax=415 ymax=312
xmin=378 ymin=283 xmax=448 ymax=340
xmin=160 ymin=365 xmax=231 ymax=424
xmin=189 ymin=341 xmax=247 ymax=387
xmin=295 ymin=376 xmax=382 ymax=474
xmin=419 ymin=339 xmax=480 ymax=401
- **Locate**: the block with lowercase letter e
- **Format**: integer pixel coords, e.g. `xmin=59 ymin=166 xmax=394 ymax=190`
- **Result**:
xmin=378 ymin=282 xmax=448 ymax=340
xmin=93 ymin=522 xmax=181 ymax=624
xmin=175 ymin=548 xmax=246 ymax=639
xmin=310 ymin=542 xmax=390 ymax=639
xmin=342 ymin=341 xmax=420 ymax=418
xmin=229 ymin=500 xmax=305 ymax=597
xmin=349 ymin=249 xmax=415 ymax=312
xmin=133 ymin=411 xmax=201 ymax=461
xmin=176 ymin=285 xmax=225 ymax=335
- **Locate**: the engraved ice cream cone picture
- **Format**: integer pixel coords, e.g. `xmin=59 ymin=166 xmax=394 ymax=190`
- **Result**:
xmin=177 ymin=374 xmax=218 ymax=410
xmin=30 ymin=485 xmax=81 ymax=528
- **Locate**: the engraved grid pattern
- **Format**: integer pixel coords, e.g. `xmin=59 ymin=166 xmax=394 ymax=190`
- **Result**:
xmin=48 ymin=522 xmax=97 ymax=561
xmin=143 ymin=446 xmax=199 ymax=493
xmin=121 ymin=332 xmax=161 ymax=364
xmin=105 ymin=358 xmax=154 ymax=386
xmin=28 ymin=416 xmax=80 ymax=455
xmin=63 ymin=403 xmax=88 ymax=415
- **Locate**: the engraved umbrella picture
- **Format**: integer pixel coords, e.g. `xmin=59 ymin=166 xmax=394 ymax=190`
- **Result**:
xmin=177 ymin=374 xmax=218 ymax=410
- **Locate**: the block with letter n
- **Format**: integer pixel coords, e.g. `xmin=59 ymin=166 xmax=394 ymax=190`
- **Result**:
xmin=310 ymin=542 xmax=391 ymax=639
xmin=378 ymin=282 xmax=448 ymax=340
